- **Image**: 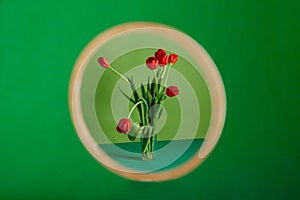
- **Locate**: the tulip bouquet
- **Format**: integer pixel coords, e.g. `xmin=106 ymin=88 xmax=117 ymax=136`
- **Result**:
xmin=98 ymin=49 xmax=179 ymax=160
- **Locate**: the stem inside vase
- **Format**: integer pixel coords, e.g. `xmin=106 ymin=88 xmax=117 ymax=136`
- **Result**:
xmin=141 ymin=134 xmax=157 ymax=160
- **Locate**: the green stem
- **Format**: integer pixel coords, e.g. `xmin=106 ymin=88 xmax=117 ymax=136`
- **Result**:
xmin=163 ymin=64 xmax=171 ymax=87
xmin=153 ymin=69 xmax=157 ymax=83
xmin=156 ymin=67 xmax=161 ymax=78
xmin=160 ymin=65 xmax=167 ymax=78
xmin=143 ymin=136 xmax=152 ymax=153
xmin=109 ymin=66 xmax=130 ymax=85
xmin=127 ymin=101 xmax=143 ymax=118
xmin=142 ymin=130 xmax=156 ymax=154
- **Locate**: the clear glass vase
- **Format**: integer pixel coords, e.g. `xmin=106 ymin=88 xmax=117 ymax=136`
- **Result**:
xmin=141 ymin=134 xmax=157 ymax=160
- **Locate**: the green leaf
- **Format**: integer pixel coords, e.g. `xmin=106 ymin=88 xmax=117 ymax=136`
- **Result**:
xmin=130 ymin=78 xmax=139 ymax=101
xmin=147 ymin=91 xmax=152 ymax=107
xmin=118 ymin=87 xmax=135 ymax=104
xmin=157 ymin=93 xmax=166 ymax=104
xmin=140 ymin=83 xmax=146 ymax=99
xmin=155 ymin=83 xmax=160 ymax=98
xmin=139 ymin=97 xmax=149 ymax=124
xmin=147 ymin=76 xmax=151 ymax=92
xmin=150 ymin=82 xmax=154 ymax=97
xmin=140 ymin=83 xmax=147 ymax=107
xmin=157 ymin=106 xmax=164 ymax=119
xmin=150 ymin=82 xmax=158 ymax=99
xmin=128 ymin=76 xmax=144 ymax=124
xmin=127 ymin=134 xmax=136 ymax=141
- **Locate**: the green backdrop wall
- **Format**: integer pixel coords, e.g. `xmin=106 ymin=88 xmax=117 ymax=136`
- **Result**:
xmin=0 ymin=0 xmax=299 ymax=199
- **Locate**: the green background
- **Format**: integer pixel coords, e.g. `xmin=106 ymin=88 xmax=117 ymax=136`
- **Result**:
xmin=0 ymin=0 xmax=299 ymax=199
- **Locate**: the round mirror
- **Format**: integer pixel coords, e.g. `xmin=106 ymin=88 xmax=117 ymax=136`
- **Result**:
xmin=69 ymin=22 xmax=226 ymax=181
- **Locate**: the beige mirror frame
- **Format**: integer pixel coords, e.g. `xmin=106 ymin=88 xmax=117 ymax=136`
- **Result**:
xmin=69 ymin=22 xmax=226 ymax=182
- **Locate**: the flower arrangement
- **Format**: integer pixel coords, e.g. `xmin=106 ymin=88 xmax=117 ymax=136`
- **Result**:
xmin=98 ymin=49 xmax=179 ymax=160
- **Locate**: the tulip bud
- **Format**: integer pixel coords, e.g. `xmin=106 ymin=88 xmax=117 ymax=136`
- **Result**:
xmin=154 ymin=49 xmax=169 ymax=66
xmin=166 ymin=85 xmax=179 ymax=97
xmin=169 ymin=54 xmax=178 ymax=65
xmin=98 ymin=57 xmax=110 ymax=68
xmin=116 ymin=118 xmax=131 ymax=134
xmin=146 ymin=57 xmax=159 ymax=70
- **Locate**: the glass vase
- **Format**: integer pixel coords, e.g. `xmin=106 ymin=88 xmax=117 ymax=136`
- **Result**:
xmin=141 ymin=134 xmax=157 ymax=160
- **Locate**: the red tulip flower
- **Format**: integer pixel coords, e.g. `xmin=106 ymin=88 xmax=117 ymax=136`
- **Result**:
xmin=98 ymin=57 xmax=110 ymax=68
xmin=116 ymin=118 xmax=131 ymax=134
xmin=155 ymin=49 xmax=169 ymax=66
xmin=169 ymin=54 xmax=178 ymax=65
xmin=166 ymin=85 xmax=180 ymax=97
xmin=146 ymin=57 xmax=159 ymax=70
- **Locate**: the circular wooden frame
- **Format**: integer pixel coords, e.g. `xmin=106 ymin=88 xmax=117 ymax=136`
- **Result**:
xmin=69 ymin=22 xmax=226 ymax=181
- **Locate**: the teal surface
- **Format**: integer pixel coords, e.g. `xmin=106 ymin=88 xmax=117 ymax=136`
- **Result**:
xmin=100 ymin=139 xmax=203 ymax=172
xmin=0 ymin=0 xmax=299 ymax=199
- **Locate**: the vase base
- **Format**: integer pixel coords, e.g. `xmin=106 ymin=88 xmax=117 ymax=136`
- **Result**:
xmin=142 ymin=152 xmax=155 ymax=160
